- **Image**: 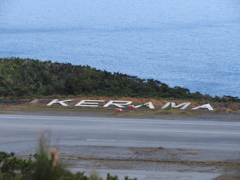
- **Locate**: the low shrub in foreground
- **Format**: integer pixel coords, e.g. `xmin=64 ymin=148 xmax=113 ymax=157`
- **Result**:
xmin=0 ymin=135 xmax=137 ymax=180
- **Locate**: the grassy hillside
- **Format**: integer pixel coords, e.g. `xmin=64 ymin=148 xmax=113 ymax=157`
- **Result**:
xmin=0 ymin=57 xmax=238 ymax=102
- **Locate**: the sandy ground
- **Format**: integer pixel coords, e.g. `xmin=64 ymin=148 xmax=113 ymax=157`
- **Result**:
xmin=59 ymin=145 xmax=240 ymax=174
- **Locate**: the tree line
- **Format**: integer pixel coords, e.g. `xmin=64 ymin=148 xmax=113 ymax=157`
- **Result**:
xmin=0 ymin=57 xmax=239 ymax=102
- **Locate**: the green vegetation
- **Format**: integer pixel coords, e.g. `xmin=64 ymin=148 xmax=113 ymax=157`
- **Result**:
xmin=0 ymin=57 xmax=239 ymax=102
xmin=0 ymin=135 xmax=137 ymax=180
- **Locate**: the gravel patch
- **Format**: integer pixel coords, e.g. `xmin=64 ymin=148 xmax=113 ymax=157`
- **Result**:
xmin=58 ymin=145 xmax=240 ymax=174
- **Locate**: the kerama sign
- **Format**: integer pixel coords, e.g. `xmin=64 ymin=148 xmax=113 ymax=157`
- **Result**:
xmin=47 ymin=99 xmax=214 ymax=111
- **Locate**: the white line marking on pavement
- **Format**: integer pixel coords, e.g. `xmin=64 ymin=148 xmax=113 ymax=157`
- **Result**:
xmin=119 ymin=129 xmax=240 ymax=135
xmin=84 ymin=139 xmax=240 ymax=147
xmin=87 ymin=139 xmax=116 ymax=142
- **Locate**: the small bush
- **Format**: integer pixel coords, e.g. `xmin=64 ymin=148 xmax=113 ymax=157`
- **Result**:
xmin=0 ymin=134 xmax=137 ymax=180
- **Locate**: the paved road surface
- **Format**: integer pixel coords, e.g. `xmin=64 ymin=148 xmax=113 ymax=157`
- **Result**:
xmin=1 ymin=114 xmax=239 ymax=151
xmin=0 ymin=114 xmax=239 ymax=180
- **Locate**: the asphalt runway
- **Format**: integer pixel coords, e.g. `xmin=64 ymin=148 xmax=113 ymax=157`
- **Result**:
xmin=0 ymin=114 xmax=239 ymax=180
xmin=0 ymin=114 xmax=240 ymax=152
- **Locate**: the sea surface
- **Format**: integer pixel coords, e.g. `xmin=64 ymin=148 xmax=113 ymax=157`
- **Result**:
xmin=0 ymin=0 xmax=240 ymax=97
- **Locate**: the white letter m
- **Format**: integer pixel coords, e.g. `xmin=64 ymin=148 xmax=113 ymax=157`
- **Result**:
xmin=161 ymin=102 xmax=191 ymax=110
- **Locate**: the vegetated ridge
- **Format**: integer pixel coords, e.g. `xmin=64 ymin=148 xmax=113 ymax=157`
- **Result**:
xmin=0 ymin=57 xmax=239 ymax=102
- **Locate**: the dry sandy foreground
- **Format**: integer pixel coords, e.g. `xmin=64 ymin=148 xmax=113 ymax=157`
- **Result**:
xmin=59 ymin=146 xmax=240 ymax=174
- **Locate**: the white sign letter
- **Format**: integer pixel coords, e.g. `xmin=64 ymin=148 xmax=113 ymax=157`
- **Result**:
xmin=103 ymin=101 xmax=132 ymax=108
xmin=161 ymin=102 xmax=191 ymax=110
xmin=192 ymin=103 xmax=214 ymax=111
xmin=47 ymin=99 xmax=74 ymax=106
xmin=75 ymin=100 xmax=105 ymax=107
xmin=134 ymin=102 xmax=155 ymax=109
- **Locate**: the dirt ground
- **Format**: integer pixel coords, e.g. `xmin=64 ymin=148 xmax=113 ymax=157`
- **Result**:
xmin=58 ymin=145 xmax=240 ymax=173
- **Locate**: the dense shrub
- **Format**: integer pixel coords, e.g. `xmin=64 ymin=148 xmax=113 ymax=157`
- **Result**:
xmin=0 ymin=57 xmax=238 ymax=102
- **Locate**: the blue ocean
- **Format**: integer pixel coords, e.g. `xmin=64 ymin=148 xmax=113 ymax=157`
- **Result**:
xmin=0 ymin=0 xmax=240 ymax=97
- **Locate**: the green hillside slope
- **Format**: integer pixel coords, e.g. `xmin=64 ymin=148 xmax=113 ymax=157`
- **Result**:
xmin=0 ymin=57 xmax=238 ymax=102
